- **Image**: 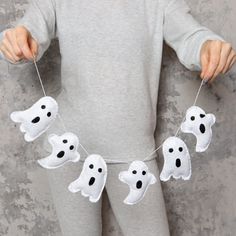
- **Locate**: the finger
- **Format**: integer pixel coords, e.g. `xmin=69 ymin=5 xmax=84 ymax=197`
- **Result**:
xmin=205 ymin=41 xmax=222 ymax=80
xmin=1 ymin=38 xmax=21 ymax=61
xmin=200 ymin=40 xmax=211 ymax=79
xmin=225 ymin=54 xmax=236 ymax=73
xmin=211 ymin=43 xmax=232 ymax=79
xmin=5 ymin=29 xmax=23 ymax=58
xmin=222 ymin=50 xmax=236 ymax=73
xmin=200 ymin=52 xmax=209 ymax=79
xmin=229 ymin=55 xmax=236 ymax=68
xmin=29 ymin=37 xmax=38 ymax=59
xmin=16 ymin=31 xmax=33 ymax=60
xmin=0 ymin=43 xmax=17 ymax=63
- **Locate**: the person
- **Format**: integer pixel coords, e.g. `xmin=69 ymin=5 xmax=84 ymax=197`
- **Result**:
xmin=0 ymin=0 xmax=235 ymax=235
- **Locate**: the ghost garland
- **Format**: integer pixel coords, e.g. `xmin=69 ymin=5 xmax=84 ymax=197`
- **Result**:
xmin=9 ymin=59 xmax=216 ymax=205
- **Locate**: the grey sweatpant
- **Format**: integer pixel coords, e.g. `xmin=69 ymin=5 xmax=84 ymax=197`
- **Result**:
xmin=46 ymin=158 xmax=170 ymax=236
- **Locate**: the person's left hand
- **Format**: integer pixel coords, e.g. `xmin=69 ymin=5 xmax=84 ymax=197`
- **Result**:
xmin=200 ymin=40 xmax=236 ymax=82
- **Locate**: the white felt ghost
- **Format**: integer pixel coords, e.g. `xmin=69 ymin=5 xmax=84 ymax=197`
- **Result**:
xmin=68 ymin=154 xmax=107 ymax=203
xmin=119 ymin=161 xmax=157 ymax=205
xmin=181 ymin=106 xmax=216 ymax=152
xmin=38 ymin=132 xmax=80 ymax=169
xmin=10 ymin=96 xmax=58 ymax=142
xmin=160 ymin=137 xmax=191 ymax=181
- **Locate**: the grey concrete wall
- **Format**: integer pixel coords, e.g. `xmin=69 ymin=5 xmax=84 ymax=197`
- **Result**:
xmin=0 ymin=0 xmax=235 ymax=235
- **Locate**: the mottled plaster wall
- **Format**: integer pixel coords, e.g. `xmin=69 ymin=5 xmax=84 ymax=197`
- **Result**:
xmin=0 ymin=0 xmax=235 ymax=236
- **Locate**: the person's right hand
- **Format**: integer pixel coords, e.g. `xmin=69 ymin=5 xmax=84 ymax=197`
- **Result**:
xmin=0 ymin=26 xmax=38 ymax=63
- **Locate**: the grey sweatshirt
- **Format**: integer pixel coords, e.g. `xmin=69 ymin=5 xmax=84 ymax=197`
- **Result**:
xmin=1 ymin=0 xmax=223 ymax=161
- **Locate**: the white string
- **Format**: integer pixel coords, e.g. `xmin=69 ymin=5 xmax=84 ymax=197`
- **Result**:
xmin=142 ymin=144 xmax=163 ymax=162
xmin=57 ymin=113 xmax=67 ymax=132
xmin=79 ymin=143 xmax=90 ymax=156
xmin=33 ymin=57 xmax=206 ymax=165
xmin=101 ymin=150 xmax=158 ymax=164
xmin=193 ymin=78 xmax=206 ymax=106
xmin=33 ymin=58 xmax=47 ymax=97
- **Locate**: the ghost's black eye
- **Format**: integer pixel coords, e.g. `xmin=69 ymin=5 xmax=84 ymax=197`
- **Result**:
xmin=132 ymin=170 xmax=137 ymax=174
xmin=200 ymin=114 xmax=205 ymax=118
xmin=191 ymin=116 xmax=195 ymax=121
xmin=179 ymin=147 xmax=183 ymax=152
xmin=169 ymin=148 xmax=174 ymax=153
xmin=41 ymin=105 xmax=46 ymax=109
xmin=98 ymin=168 xmax=102 ymax=173
xmin=69 ymin=145 xmax=74 ymax=150
xmin=63 ymin=139 xmax=67 ymax=143
xmin=47 ymin=112 xmax=51 ymax=117
xmin=89 ymin=164 xmax=94 ymax=169
xmin=142 ymin=171 xmax=146 ymax=175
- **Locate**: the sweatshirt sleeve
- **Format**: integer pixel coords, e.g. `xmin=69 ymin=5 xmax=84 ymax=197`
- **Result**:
xmin=0 ymin=0 xmax=56 ymax=63
xmin=163 ymin=0 xmax=224 ymax=71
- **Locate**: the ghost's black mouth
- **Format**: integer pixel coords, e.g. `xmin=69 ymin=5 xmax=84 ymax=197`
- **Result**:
xmin=89 ymin=177 xmax=95 ymax=186
xmin=199 ymin=124 xmax=206 ymax=134
xmin=31 ymin=116 xmax=40 ymax=123
xmin=136 ymin=180 xmax=142 ymax=189
xmin=176 ymin=158 xmax=181 ymax=168
xmin=57 ymin=151 xmax=65 ymax=158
